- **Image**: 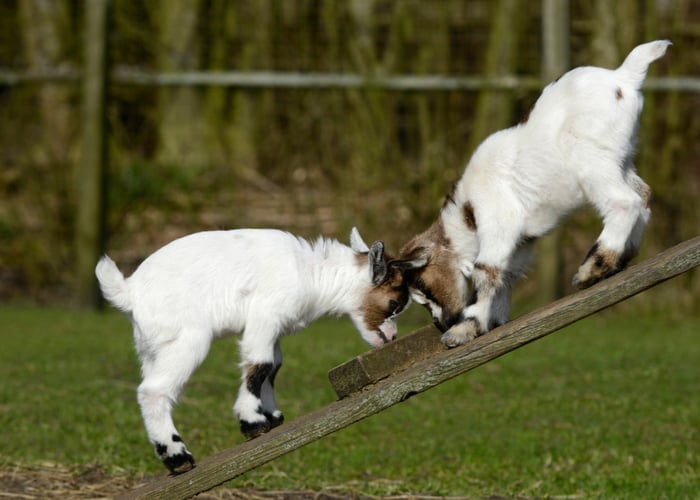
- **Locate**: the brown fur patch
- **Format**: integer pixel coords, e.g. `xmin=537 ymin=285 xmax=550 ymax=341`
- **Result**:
xmin=360 ymin=267 xmax=409 ymax=333
xmin=629 ymin=176 xmax=652 ymax=208
xmin=401 ymin=246 xmax=465 ymax=325
xmin=462 ymin=201 xmax=477 ymax=231
xmin=430 ymin=219 xmax=451 ymax=248
xmin=591 ymin=245 xmax=619 ymax=274
xmin=574 ymin=242 xmax=631 ymax=289
xmin=615 ymin=87 xmax=624 ymax=100
xmin=442 ymin=182 xmax=458 ymax=209
xmin=245 ymin=363 xmax=273 ymax=398
xmin=399 ymin=220 xmax=467 ymax=328
xmin=400 ymin=220 xmax=451 ymax=258
xmin=474 ymin=262 xmax=502 ymax=289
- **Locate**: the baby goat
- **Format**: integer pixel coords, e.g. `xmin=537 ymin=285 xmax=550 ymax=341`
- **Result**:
xmin=399 ymin=40 xmax=671 ymax=347
xmin=95 ymin=227 xmax=421 ymax=473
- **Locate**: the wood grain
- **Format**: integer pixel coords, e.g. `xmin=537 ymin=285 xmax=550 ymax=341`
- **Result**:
xmin=328 ymin=324 xmax=445 ymax=398
xmin=121 ymin=236 xmax=699 ymax=499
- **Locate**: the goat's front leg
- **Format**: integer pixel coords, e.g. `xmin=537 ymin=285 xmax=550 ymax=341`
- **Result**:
xmin=259 ymin=340 xmax=284 ymax=430
xmin=441 ymin=233 xmax=521 ymax=347
xmin=441 ymin=263 xmax=506 ymax=347
xmin=234 ymin=361 xmax=274 ymax=439
xmin=234 ymin=329 xmax=280 ymax=439
xmin=573 ymin=170 xmax=650 ymax=289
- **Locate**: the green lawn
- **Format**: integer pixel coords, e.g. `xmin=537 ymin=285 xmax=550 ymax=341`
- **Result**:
xmin=0 ymin=304 xmax=698 ymax=498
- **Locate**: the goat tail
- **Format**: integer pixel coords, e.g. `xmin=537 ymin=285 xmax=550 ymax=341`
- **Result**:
xmin=95 ymin=255 xmax=133 ymax=313
xmin=616 ymin=40 xmax=671 ymax=88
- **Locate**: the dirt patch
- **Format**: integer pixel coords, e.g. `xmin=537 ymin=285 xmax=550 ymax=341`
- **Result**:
xmin=0 ymin=465 xmax=477 ymax=499
xmin=0 ymin=464 xmax=136 ymax=498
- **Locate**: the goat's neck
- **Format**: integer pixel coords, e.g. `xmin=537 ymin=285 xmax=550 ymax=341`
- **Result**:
xmin=439 ymin=189 xmax=479 ymax=260
xmin=307 ymin=240 xmax=365 ymax=318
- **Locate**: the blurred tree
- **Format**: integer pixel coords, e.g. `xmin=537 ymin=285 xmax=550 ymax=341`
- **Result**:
xmin=536 ymin=0 xmax=570 ymax=303
xmin=467 ymin=0 xmax=521 ymax=155
xmin=76 ymin=0 xmax=109 ymax=309
xmin=204 ymin=0 xmax=257 ymax=172
xmin=18 ymin=0 xmax=73 ymax=165
xmin=154 ymin=0 xmax=206 ymax=168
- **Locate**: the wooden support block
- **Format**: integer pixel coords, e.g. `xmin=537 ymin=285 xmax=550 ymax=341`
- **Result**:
xmin=328 ymin=324 xmax=446 ymax=398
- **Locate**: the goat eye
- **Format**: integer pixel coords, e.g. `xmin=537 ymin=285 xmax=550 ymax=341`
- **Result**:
xmin=387 ymin=299 xmax=400 ymax=316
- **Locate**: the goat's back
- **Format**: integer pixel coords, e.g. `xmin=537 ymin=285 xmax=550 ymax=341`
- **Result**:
xmin=127 ymin=230 xmax=311 ymax=335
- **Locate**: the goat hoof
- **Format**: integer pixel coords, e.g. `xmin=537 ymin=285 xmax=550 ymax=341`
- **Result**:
xmin=441 ymin=319 xmax=479 ymax=348
xmin=264 ymin=411 xmax=284 ymax=429
xmin=572 ymin=268 xmax=610 ymax=289
xmin=572 ymin=273 xmax=596 ymax=290
xmin=163 ymin=450 xmax=195 ymax=475
xmin=240 ymin=419 xmax=271 ymax=439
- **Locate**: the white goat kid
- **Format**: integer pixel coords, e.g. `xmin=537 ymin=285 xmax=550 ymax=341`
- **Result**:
xmin=398 ymin=40 xmax=671 ymax=347
xmin=95 ymin=228 xmax=419 ymax=474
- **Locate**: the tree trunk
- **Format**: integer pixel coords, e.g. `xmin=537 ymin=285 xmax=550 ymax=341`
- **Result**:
xmin=18 ymin=0 xmax=73 ymax=165
xmin=76 ymin=0 xmax=110 ymax=308
xmin=535 ymin=0 xmax=570 ymax=304
xmin=467 ymin=0 xmax=520 ymax=155
xmin=154 ymin=0 xmax=206 ymax=167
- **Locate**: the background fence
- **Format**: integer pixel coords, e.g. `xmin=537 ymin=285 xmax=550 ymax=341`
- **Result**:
xmin=1 ymin=0 xmax=698 ymax=311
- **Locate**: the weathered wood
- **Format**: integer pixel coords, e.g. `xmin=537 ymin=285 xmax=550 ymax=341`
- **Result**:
xmin=328 ymin=325 xmax=445 ymax=398
xmin=121 ymin=236 xmax=700 ymax=500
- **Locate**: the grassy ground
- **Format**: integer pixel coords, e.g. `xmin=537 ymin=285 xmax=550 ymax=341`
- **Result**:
xmin=0 ymin=303 xmax=698 ymax=498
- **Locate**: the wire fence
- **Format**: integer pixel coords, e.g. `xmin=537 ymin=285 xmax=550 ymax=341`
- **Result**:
xmin=4 ymin=67 xmax=700 ymax=92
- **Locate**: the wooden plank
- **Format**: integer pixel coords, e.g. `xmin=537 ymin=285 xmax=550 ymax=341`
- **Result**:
xmin=328 ymin=325 xmax=445 ymax=398
xmin=121 ymin=236 xmax=700 ymax=500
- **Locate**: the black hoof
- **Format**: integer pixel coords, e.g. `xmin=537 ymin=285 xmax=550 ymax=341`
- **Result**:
xmin=163 ymin=450 xmax=195 ymax=475
xmin=240 ymin=419 xmax=271 ymax=439
xmin=264 ymin=412 xmax=284 ymax=429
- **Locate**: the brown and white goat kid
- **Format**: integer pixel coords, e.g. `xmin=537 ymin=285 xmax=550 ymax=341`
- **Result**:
xmin=399 ymin=40 xmax=671 ymax=347
xmin=95 ymin=227 xmax=421 ymax=473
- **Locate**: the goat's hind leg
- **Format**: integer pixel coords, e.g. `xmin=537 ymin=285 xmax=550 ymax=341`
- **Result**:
xmin=573 ymin=168 xmax=651 ymax=289
xmin=137 ymin=328 xmax=210 ymax=474
xmin=624 ymin=171 xmax=651 ymax=255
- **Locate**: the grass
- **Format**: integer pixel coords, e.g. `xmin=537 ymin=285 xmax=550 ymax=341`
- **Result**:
xmin=0 ymin=303 xmax=698 ymax=498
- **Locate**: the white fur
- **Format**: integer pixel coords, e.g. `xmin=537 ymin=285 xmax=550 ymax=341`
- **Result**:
xmin=401 ymin=40 xmax=670 ymax=347
xmin=95 ymin=227 xmax=408 ymax=471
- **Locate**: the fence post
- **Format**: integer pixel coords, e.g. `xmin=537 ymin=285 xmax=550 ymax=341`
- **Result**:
xmin=76 ymin=0 xmax=110 ymax=308
xmin=536 ymin=0 xmax=569 ymax=303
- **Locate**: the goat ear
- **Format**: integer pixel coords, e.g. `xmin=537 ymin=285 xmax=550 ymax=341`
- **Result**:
xmin=394 ymin=246 xmax=431 ymax=271
xmin=391 ymin=254 xmax=429 ymax=272
xmin=368 ymin=241 xmax=388 ymax=285
xmin=350 ymin=227 xmax=370 ymax=253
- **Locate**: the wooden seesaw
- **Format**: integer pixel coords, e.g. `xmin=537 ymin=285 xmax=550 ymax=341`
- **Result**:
xmin=121 ymin=236 xmax=699 ymax=500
